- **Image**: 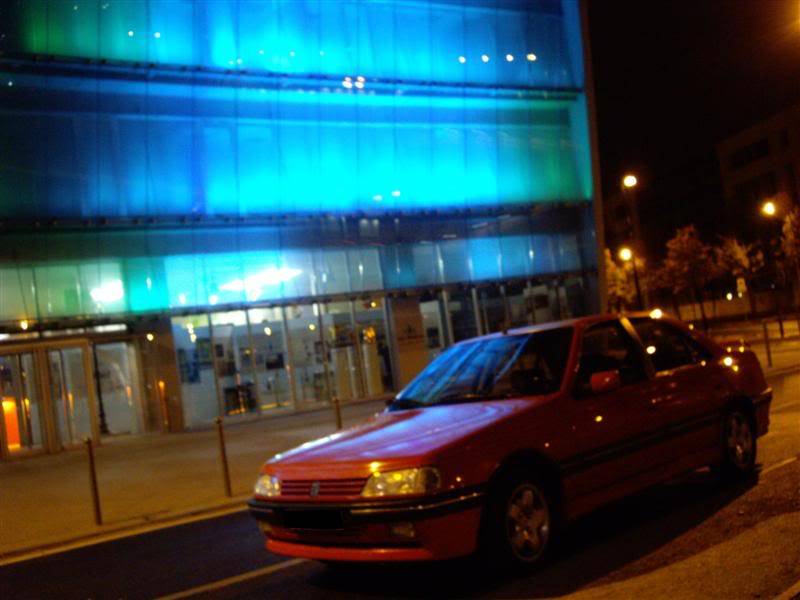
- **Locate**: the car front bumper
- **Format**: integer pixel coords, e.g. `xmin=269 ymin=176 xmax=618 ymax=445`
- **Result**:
xmin=248 ymin=488 xmax=485 ymax=562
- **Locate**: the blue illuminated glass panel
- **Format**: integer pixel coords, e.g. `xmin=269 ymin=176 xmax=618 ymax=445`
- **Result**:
xmin=0 ymin=0 xmax=591 ymax=219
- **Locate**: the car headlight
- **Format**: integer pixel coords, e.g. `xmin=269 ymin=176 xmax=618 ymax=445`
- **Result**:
xmin=361 ymin=467 xmax=441 ymax=497
xmin=254 ymin=474 xmax=281 ymax=497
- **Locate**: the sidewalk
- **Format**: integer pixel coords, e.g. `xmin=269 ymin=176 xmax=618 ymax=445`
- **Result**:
xmin=0 ymin=398 xmax=386 ymax=560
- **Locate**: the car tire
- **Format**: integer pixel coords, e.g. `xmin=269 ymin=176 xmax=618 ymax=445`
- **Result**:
xmin=480 ymin=468 xmax=557 ymax=571
xmin=717 ymin=407 xmax=757 ymax=480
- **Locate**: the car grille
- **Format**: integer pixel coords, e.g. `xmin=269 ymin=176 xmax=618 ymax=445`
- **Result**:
xmin=280 ymin=478 xmax=367 ymax=498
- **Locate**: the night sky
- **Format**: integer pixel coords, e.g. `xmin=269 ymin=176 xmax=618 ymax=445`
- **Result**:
xmin=587 ymin=0 xmax=800 ymax=256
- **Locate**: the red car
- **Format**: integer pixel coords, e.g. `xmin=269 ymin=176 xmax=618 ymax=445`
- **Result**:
xmin=249 ymin=313 xmax=771 ymax=568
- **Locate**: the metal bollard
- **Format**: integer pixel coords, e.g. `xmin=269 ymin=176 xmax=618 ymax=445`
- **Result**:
xmin=333 ymin=395 xmax=343 ymax=431
xmin=762 ymin=321 xmax=773 ymax=368
xmin=84 ymin=437 xmax=102 ymax=526
xmin=214 ymin=417 xmax=232 ymax=498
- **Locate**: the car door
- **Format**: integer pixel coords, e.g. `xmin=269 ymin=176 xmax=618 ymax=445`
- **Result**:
xmin=628 ymin=317 xmax=729 ymax=468
xmin=563 ymin=320 xmax=660 ymax=505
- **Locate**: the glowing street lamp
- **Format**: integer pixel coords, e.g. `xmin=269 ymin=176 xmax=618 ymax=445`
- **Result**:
xmin=761 ymin=200 xmax=777 ymax=217
xmin=618 ymin=246 xmax=643 ymax=310
xmin=622 ymin=174 xmax=638 ymax=189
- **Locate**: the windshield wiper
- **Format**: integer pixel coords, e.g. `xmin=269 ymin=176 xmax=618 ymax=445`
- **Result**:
xmin=388 ymin=397 xmax=425 ymax=411
xmin=435 ymin=391 xmax=514 ymax=405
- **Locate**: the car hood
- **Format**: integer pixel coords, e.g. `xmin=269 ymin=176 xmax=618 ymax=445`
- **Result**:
xmin=267 ymin=398 xmax=540 ymax=479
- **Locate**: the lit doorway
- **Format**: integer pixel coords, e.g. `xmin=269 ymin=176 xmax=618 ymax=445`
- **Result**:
xmin=0 ymin=340 xmax=99 ymax=458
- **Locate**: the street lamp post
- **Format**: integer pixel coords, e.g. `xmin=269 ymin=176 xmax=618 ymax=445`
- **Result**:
xmin=759 ymin=199 xmax=785 ymax=337
xmin=620 ymin=173 xmax=648 ymax=308
xmin=619 ymin=246 xmax=643 ymax=310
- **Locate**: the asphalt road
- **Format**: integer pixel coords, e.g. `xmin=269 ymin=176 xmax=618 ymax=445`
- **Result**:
xmin=2 ymin=373 xmax=798 ymax=600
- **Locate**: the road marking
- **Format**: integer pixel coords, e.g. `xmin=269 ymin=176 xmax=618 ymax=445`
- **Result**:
xmin=762 ymin=456 xmax=798 ymax=476
xmin=157 ymin=558 xmax=306 ymax=599
xmin=0 ymin=504 xmax=248 ymax=567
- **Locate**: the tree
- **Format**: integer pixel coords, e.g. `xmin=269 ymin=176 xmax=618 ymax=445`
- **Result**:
xmin=605 ymin=249 xmax=636 ymax=311
xmin=714 ymin=236 xmax=764 ymax=315
xmin=781 ymin=206 xmax=800 ymax=308
xmin=662 ymin=225 xmax=715 ymax=330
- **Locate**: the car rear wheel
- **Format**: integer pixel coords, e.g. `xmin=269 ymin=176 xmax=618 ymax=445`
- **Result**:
xmin=481 ymin=470 xmax=556 ymax=570
xmin=718 ymin=408 xmax=756 ymax=479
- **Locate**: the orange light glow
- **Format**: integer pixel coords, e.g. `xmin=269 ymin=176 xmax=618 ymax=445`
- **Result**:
xmin=2 ymin=398 xmax=21 ymax=450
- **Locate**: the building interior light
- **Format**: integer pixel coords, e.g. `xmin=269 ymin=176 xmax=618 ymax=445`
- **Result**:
xmin=90 ymin=279 xmax=124 ymax=304
xmin=505 ymin=54 xmax=514 ymax=62
xmin=19 ymin=319 xmax=29 ymax=331
xmin=219 ymin=267 xmax=302 ymax=300
xmin=146 ymin=333 xmax=155 ymax=342
xmin=127 ymin=30 xmax=134 ymax=37
xmin=458 ymin=55 xmax=466 ymax=63
xmin=153 ymin=31 xmax=161 ymax=39
xmin=526 ymin=53 xmax=537 ymax=61
xmin=264 ymin=326 xmax=272 ymax=336
xmin=481 ymin=54 xmax=490 ymax=63
xmin=391 ymin=190 xmax=401 ymax=197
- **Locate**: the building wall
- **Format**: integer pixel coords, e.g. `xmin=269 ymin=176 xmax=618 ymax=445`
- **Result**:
xmin=0 ymin=0 xmax=597 ymax=327
xmin=0 ymin=1 xmax=601 ymax=444
xmin=717 ymin=102 xmax=800 ymax=227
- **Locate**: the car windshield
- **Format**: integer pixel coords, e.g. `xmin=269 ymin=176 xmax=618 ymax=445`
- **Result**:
xmin=390 ymin=327 xmax=573 ymax=410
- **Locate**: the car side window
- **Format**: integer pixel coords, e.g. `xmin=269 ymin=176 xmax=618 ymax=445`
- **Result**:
xmin=575 ymin=322 xmax=647 ymax=393
xmin=631 ymin=319 xmax=711 ymax=372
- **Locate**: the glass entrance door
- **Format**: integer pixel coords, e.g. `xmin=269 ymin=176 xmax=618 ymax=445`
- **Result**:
xmin=0 ymin=340 xmax=98 ymax=457
xmin=94 ymin=341 xmax=146 ymax=436
xmin=48 ymin=346 xmax=96 ymax=448
xmin=0 ymin=352 xmax=44 ymax=456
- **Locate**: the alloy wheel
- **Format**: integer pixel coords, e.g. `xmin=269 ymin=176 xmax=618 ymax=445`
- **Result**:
xmin=505 ymin=483 xmax=550 ymax=562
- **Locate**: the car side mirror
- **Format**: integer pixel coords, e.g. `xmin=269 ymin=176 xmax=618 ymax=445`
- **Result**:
xmin=590 ymin=370 xmax=621 ymax=394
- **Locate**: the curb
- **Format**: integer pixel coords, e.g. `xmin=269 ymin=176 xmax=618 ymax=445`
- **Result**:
xmin=0 ymin=496 xmax=250 ymax=566
xmin=775 ymin=578 xmax=800 ymax=600
xmin=765 ymin=365 xmax=800 ymax=380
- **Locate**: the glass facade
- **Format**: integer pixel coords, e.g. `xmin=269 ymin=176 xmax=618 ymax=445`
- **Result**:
xmin=0 ymin=1 xmax=600 ymax=444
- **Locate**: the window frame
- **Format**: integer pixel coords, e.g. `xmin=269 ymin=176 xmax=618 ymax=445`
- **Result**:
xmin=572 ymin=319 xmax=650 ymax=398
xmin=629 ymin=318 xmax=712 ymax=374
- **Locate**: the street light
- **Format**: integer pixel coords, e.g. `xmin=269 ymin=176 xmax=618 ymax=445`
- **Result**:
xmin=618 ymin=246 xmax=643 ymax=310
xmin=622 ymin=174 xmax=638 ymax=189
xmin=761 ymin=200 xmax=777 ymax=217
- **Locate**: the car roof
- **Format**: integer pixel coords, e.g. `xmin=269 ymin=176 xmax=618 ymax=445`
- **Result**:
xmin=462 ymin=313 xmax=621 ymax=344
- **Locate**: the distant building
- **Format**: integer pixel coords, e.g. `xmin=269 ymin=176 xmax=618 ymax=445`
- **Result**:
xmin=717 ymin=102 xmax=800 ymax=233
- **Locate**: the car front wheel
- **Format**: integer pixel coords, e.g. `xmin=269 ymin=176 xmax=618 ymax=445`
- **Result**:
xmin=481 ymin=470 xmax=556 ymax=570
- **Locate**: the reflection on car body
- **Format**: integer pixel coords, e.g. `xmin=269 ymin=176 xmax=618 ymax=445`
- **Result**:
xmin=249 ymin=313 xmax=771 ymax=568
